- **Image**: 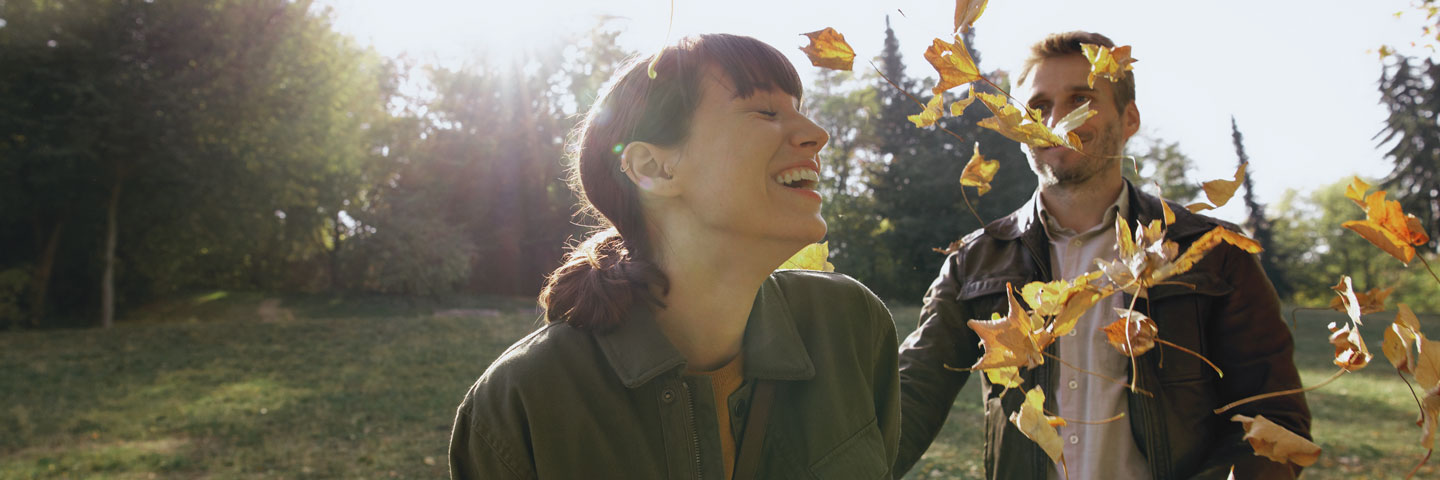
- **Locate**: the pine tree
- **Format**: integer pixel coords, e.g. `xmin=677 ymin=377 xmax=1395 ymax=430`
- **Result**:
xmin=868 ymin=20 xmax=1035 ymax=298
xmin=1231 ymin=117 xmax=1292 ymax=299
xmin=1377 ymin=57 xmax=1440 ymax=253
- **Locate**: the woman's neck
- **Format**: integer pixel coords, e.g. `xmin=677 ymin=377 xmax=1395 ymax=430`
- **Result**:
xmin=648 ymin=228 xmax=799 ymax=371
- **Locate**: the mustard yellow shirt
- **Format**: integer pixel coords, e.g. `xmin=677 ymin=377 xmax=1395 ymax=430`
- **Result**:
xmin=688 ymin=354 xmax=745 ymax=479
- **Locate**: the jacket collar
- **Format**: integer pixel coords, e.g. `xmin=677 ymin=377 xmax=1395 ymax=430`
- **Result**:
xmin=594 ymin=276 xmax=816 ymax=388
xmin=986 ymin=179 xmax=1217 ymax=243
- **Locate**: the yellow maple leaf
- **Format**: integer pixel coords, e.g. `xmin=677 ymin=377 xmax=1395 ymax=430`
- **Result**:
xmin=973 ymin=90 xmax=1091 ymax=150
xmin=1010 ymin=387 xmax=1067 ymax=464
xmin=949 ymin=84 xmax=977 ymax=116
xmin=1080 ymin=44 xmax=1137 ymax=88
xmin=1230 ymin=415 xmax=1321 ymax=467
xmin=953 ymin=0 xmax=989 ymax=33
xmin=1342 ymin=181 xmax=1431 ymax=265
xmin=907 ymin=92 xmax=945 ymax=128
xmin=1345 ymin=177 xmax=1371 ymax=207
xmin=923 ymin=35 xmax=983 ymax=95
xmin=798 ymin=28 xmax=856 ymax=71
xmin=778 ymin=242 xmax=834 ymax=272
xmin=960 ymin=143 xmax=1000 ymax=196
xmin=967 ymin=283 xmax=1051 ymax=370
xmin=1018 ymin=271 xmax=1108 ymax=338
xmin=1383 ymin=303 xmax=1422 ymax=375
xmin=984 ymin=366 xmax=1022 ymax=389
xmin=1186 ymin=163 xmax=1247 ymax=213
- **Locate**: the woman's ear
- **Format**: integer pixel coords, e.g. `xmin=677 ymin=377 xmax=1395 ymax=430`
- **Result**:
xmin=621 ymin=142 xmax=682 ymax=197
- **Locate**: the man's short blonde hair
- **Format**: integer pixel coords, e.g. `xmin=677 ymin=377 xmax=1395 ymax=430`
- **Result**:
xmin=1017 ymin=31 xmax=1135 ymax=111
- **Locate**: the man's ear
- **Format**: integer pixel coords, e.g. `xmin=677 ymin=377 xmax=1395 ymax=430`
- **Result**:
xmin=1122 ymin=101 xmax=1141 ymax=138
xmin=620 ymin=142 xmax=681 ymax=197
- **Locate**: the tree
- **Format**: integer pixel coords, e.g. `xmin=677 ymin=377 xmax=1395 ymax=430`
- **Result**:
xmin=1268 ymin=180 xmax=1393 ymax=305
xmin=1121 ymin=136 xmax=1199 ymax=203
xmin=1231 ymin=117 xmax=1292 ymax=299
xmin=868 ymin=20 xmax=1035 ymax=299
xmin=1376 ymin=56 xmax=1440 ymax=253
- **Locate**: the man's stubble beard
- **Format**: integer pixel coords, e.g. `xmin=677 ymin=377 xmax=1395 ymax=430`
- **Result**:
xmin=1032 ymin=121 xmax=1125 ymax=188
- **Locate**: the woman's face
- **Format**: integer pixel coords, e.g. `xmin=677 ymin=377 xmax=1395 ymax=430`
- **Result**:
xmin=666 ymin=67 xmax=830 ymax=246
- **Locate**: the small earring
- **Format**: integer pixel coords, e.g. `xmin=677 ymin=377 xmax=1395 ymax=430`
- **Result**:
xmin=619 ymin=162 xmax=631 ymax=174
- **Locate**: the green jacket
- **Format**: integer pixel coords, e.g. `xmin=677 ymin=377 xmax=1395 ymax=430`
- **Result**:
xmin=450 ymin=270 xmax=901 ymax=480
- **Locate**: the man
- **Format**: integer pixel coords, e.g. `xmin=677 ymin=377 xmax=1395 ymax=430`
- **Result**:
xmin=894 ymin=31 xmax=1311 ymax=480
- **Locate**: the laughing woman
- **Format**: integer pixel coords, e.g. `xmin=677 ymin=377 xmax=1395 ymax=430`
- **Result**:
xmin=447 ymin=34 xmax=899 ymax=480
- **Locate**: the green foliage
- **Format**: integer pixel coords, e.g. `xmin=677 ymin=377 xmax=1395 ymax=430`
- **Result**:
xmin=0 ymin=267 xmax=31 ymax=330
xmin=1377 ymin=56 xmax=1440 ymax=253
xmin=1121 ymin=136 xmax=1199 ymax=203
xmin=1268 ymin=179 xmax=1405 ymax=306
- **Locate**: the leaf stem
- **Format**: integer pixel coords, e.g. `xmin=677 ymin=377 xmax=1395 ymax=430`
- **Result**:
xmin=1213 ymin=369 xmax=1347 ymax=415
xmin=1398 ymin=367 xmax=1425 ymax=427
xmin=1407 ymin=448 xmax=1432 ymax=480
xmin=1125 ymin=292 xmax=1141 ymax=393
xmin=960 ymin=187 xmax=985 ymax=228
xmin=869 ymin=62 xmax=968 ymax=143
xmin=1042 ymin=351 xmax=1152 ymax=397
xmin=1418 ymin=254 xmax=1440 ymax=289
xmin=1154 ymin=339 xmax=1224 ymax=378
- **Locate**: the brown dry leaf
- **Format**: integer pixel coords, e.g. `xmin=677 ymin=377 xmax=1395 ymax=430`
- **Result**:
xmin=1230 ymin=414 xmax=1321 ymax=467
xmin=953 ymin=0 xmax=989 ymax=33
xmin=1422 ymin=386 xmax=1440 ymax=450
xmin=1010 ymin=387 xmax=1066 ymax=463
xmin=1103 ymin=309 xmax=1159 ymax=356
xmin=908 ymin=93 xmax=946 ymax=128
xmin=1328 ymin=321 xmax=1372 ymax=372
xmin=1080 ymin=44 xmax=1137 ymax=88
xmin=1384 ymin=303 xmax=1422 ymax=374
xmin=960 ymin=143 xmax=1000 ymax=196
xmin=1328 ymin=280 xmax=1394 ymax=317
xmin=1331 ymin=276 xmax=1366 ymax=325
xmin=924 ymin=36 xmax=983 ymax=95
xmin=1342 ymin=185 xmax=1431 ymax=265
xmin=1097 ymin=221 xmax=1259 ymax=295
xmin=967 ymin=283 xmax=1051 ymax=370
xmin=798 ymin=28 xmax=857 ymax=71
xmin=1186 ymin=163 xmax=1247 ymax=213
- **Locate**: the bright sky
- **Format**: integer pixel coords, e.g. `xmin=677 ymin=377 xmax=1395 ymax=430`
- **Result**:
xmin=321 ymin=0 xmax=1433 ymax=223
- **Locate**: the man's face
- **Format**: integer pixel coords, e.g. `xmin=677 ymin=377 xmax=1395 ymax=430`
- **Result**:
xmin=1019 ymin=53 xmax=1139 ymax=188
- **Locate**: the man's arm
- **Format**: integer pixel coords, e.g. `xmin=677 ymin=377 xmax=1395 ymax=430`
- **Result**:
xmin=894 ymin=254 xmax=983 ymax=478
xmin=1191 ymin=245 xmax=1312 ymax=479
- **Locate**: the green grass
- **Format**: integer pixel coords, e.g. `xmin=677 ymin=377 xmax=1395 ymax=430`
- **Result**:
xmin=889 ymin=304 xmax=1440 ymax=479
xmin=1 ymin=296 xmax=1435 ymax=478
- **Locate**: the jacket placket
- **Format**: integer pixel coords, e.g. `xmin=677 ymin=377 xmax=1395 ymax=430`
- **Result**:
xmin=657 ymin=374 xmax=726 ymax=480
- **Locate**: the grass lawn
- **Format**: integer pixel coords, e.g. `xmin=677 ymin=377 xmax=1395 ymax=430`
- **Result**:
xmin=0 ymin=294 xmax=1435 ymax=479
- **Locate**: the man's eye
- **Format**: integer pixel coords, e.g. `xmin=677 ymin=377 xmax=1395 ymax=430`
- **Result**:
xmin=758 ymin=110 xmax=778 ymax=117
xmin=1074 ymin=95 xmax=1091 ymax=105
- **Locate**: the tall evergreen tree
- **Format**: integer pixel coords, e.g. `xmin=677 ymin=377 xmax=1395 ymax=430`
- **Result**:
xmin=1231 ymin=117 xmax=1292 ymax=299
xmin=1377 ymin=57 xmax=1440 ymax=253
xmin=869 ymin=19 xmax=1035 ymax=299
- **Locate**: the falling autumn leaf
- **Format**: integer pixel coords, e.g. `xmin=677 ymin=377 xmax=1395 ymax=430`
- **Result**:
xmin=985 ymin=366 xmax=1022 ymax=389
xmin=779 ymin=242 xmax=834 ymax=272
xmin=1010 ymin=387 xmax=1067 ymax=464
xmin=1231 ymin=415 xmax=1321 ymax=467
xmin=1019 ymin=271 xmax=1109 ymax=338
xmin=924 ymin=36 xmax=984 ymax=95
xmin=1103 ymin=309 xmax=1159 ymax=356
xmin=798 ymin=28 xmax=857 ymax=71
xmin=1328 ymin=279 xmax=1393 ymax=316
xmin=1342 ymin=180 xmax=1431 ymax=265
xmin=1331 ymin=276 xmax=1367 ymax=325
xmin=973 ymin=90 xmax=1087 ymax=150
xmin=967 ymin=283 xmax=1051 ymax=370
xmin=953 ymin=0 xmax=988 ymax=33
xmin=960 ymin=143 xmax=1000 ymax=196
xmin=1328 ymin=321 xmax=1373 ymax=372
xmin=1080 ymin=44 xmax=1137 ymax=88
xmin=1345 ymin=177 xmax=1371 ymax=207
xmin=908 ymin=93 xmax=946 ymax=128
xmin=1383 ymin=303 xmax=1422 ymax=375
xmin=1186 ymin=163 xmax=1246 ymax=213
xmin=950 ymin=84 xmax=977 ymax=116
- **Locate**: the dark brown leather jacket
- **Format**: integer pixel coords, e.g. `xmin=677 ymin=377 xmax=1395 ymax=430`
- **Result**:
xmin=894 ymin=184 xmax=1311 ymax=480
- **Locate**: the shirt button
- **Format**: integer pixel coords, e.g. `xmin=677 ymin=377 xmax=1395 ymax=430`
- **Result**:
xmin=1068 ymin=329 xmax=1077 ymax=337
xmin=1069 ymin=435 xmax=1079 ymax=445
xmin=1071 ymin=239 xmax=1082 ymax=247
xmin=1068 ymin=380 xmax=1079 ymax=390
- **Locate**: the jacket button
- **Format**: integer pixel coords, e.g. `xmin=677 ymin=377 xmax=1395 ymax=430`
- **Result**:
xmin=661 ymin=389 xmax=676 ymax=403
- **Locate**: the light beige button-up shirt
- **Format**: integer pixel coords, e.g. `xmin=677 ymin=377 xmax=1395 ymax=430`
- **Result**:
xmin=1037 ymin=183 xmax=1152 ymax=480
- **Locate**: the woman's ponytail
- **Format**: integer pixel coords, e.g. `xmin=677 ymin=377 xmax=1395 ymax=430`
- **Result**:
xmin=538 ymin=228 xmax=668 ymax=331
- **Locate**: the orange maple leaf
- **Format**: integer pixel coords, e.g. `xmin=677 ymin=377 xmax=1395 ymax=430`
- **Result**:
xmin=1383 ymin=303 xmax=1423 ymax=375
xmin=1342 ymin=178 xmax=1431 ymax=265
xmin=1103 ymin=308 xmax=1159 ymax=356
xmin=1328 ymin=280 xmax=1393 ymax=316
xmin=967 ymin=283 xmax=1051 ymax=371
xmin=960 ymin=143 xmax=1000 ymax=196
xmin=1231 ymin=415 xmax=1321 ymax=467
xmin=923 ymin=36 xmax=983 ymax=95
xmin=1186 ymin=163 xmax=1246 ymax=213
xmin=1096 ymin=221 xmax=1260 ymax=295
xmin=798 ymin=28 xmax=856 ymax=71
xmin=953 ymin=0 xmax=989 ymax=33
xmin=973 ymin=90 xmax=1092 ymax=150
xmin=1019 ymin=271 xmax=1109 ymax=338
xmin=1080 ymin=44 xmax=1137 ymax=88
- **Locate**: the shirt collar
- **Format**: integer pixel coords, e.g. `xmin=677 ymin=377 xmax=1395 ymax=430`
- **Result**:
xmin=1034 ymin=181 xmax=1131 ymax=240
xmin=593 ymin=275 xmax=816 ymax=388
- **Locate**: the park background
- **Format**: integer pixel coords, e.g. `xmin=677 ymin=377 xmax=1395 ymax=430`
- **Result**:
xmin=3 ymin=0 xmax=1440 ymax=477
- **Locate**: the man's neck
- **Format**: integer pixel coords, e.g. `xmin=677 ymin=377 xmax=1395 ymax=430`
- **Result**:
xmin=1038 ymin=175 xmax=1126 ymax=233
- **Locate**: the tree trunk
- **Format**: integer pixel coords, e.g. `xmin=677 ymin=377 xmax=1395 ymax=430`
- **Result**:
xmin=28 ymin=219 xmax=64 ymax=327
xmin=101 ymin=175 xmax=122 ymax=329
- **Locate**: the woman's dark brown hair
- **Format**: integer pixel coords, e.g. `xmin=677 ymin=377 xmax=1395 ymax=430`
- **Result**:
xmin=538 ymin=34 xmax=804 ymax=331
